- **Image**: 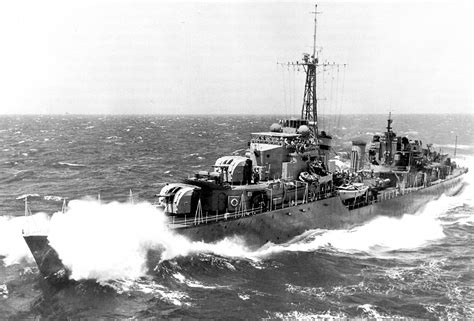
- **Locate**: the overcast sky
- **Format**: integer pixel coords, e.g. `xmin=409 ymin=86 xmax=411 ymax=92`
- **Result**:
xmin=0 ymin=0 xmax=472 ymax=115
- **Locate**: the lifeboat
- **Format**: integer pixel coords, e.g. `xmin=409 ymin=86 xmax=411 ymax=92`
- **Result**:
xmin=337 ymin=183 xmax=369 ymax=201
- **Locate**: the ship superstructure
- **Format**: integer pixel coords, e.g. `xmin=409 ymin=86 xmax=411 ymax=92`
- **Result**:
xmin=347 ymin=113 xmax=456 ymax=192
xmin=157 ymin=5 xmax=338 ymax=221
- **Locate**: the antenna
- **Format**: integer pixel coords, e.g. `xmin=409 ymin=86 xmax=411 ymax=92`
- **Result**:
xmin=277 ymin=4 xmax=344 ymax=138
xmin=387 ymin=111 xmax=393 ymax=133
xmin=454 ymin=135 xmax=458 ymax=158
xmin=24 ymin=196 xmax=29 ymax=216
xmin=312 ymin=4 xmax=319 ymax=59
xmin=61 ymin=199 xmax=67 ymax=213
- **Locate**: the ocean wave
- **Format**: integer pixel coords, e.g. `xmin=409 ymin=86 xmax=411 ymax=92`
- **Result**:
xmin=0 ymin=170 xmax=35 ymax=184
xmin=172 ymin=272 xmax=221 ymax=289
xmin=357 ymin=304 xmax=402 ymax=319
xmin=381 ymin=259 xmax=473 ymax=318
xmin=26 ymin=199 xmax=256 ymax=280
xmin=57 ymin=162 xmax=87 ymax=168
xmin=102 ymin=278 xmax=189 ymax=306
xmin=16 ymin=193 xmax=41 ymax=200
xmin=273 ymin=310 xmax=348 ymax=319
xmin=44 ymin=195 xmax=64 ymax=202
xmin=238 ymin=293 xmax=250 ymax=300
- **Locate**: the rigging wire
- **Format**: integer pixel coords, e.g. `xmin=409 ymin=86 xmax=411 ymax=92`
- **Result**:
xmin=337 ymin=65 xmax=346 ymax=129
xmin=328 ymin=67 xmax=335 ymax=132
xmin=320 ymin=65 xmax=326 ymax=131
xmin=333 ymin=65 xmax=340 ymax=132
xmin=292 ymin=65 xmax=297 ymax=115
xmin=287 ymin=66 xmax=293 ymax=116
xmin=281 ymin=65 xmax=288 ymax=118
xmin=326 ymin=67 xmax=331 ymax=131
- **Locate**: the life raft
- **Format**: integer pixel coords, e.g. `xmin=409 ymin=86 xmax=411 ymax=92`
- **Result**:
xmin=299 ymin=171 xmax=319 ymax=183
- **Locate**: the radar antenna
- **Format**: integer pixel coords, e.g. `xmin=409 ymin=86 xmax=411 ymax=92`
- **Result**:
xmin=279 ymin=4 xmax=345 ymax=137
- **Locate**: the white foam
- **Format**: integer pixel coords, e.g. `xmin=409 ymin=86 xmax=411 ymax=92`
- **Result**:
xmin=172 ymin=272 xmax=219 ymax=289
xmin=42 ymin=200 xmax=254 ymax=281
xmin=0 ymin=214 xmax=46 ymax=265
xmin=101 ymin=278 xmax=189 ymax=306
xmin=0 ymin=284 xmax=8 ymax=299
xmin=357 ymin=304 xmax=385 ymax=318
xmin=273 ymin=310 xmax=348 ymax=319
xmin=47 ymin=200 xmax=179 ymax=280
xmin=238 ymin=293 xmax=250 ymax=300
xmin=250 ymin=193 xmax=456 ymax=259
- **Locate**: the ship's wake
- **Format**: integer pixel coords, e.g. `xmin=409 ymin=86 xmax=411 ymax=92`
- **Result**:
xmin=256 ymin=158 xmax=474 ymax=258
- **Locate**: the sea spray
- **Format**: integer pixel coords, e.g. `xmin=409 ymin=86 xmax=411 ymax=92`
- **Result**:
xmin=46 ymin=200 xmax=253 ymax=281
xmin=251 ymin=194 xmax=456 ymax=259
xmin=48 ymin=200 xmax=177 ymax=280
xmin=0 ymin=213 xmax=48 ymax=265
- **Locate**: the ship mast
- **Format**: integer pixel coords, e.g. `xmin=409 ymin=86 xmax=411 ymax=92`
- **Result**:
xmin=279 ymin=4 xmax=343 ymax=138
xmin=385 ymin=112 xmax=394 ymax=165
xmin=300 ymin=4 xmax=320 ymax=136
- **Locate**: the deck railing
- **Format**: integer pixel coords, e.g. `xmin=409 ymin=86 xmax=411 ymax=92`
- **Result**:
xmin=167 ymin=188 xmax=337 ymax=228
xmin=167 ymin=170 xmax=465 ymax=226
xmin=346 ymin=171 xmax=464 ymax=210
xmin=168 ymin=206 xmax=265 ymax=228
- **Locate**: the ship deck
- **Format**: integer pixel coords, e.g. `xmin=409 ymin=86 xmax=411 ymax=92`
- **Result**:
xmin=167 ymin=168 xmax=467 ymax=229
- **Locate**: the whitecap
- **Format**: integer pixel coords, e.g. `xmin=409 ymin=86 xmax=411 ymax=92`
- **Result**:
xmin=238 ymin=293 xmax=250 ymax=300
xmin=58 ymin=162 xmax=86 ymax=168
xmin=0 ymin=284 xmax=8 ymax=299
xmin=44 ymin=195 xmax=64 ymax=202
xmin=172 ymin=272 xmax=221 ymax=289
xmin=101 ymin=278 xmax=189 ymax=306
xmin=16 ymin=193 xmax=41 ymax=200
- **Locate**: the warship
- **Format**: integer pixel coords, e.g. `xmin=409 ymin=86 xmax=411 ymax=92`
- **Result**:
xmin=23 ymin=5 xmax=467 ymax=281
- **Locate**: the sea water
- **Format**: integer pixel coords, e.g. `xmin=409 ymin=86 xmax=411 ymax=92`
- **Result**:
xmin=0 ymin=114 xmax=473 ymax=318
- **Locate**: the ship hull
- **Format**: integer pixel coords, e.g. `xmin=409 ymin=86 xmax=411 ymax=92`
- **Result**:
xmin=176 ymin=173 xmax=465 ymax=248
xmin=23 ymin=173 xmax=465 ymax=280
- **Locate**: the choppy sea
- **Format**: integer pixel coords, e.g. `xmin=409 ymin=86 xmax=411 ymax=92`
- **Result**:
xmin=0 ymin=114 xmax=473 ymax=319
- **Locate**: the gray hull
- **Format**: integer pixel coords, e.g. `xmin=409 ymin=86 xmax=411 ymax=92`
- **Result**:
xmin=177 ymin=174 xmax=465 ymax=249
xmin=23 ymin=173 xmax=465 ymax=279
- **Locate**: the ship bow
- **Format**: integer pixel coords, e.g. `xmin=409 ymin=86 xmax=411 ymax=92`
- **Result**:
xmin=23 ymin=235 xmax=70 ymax=282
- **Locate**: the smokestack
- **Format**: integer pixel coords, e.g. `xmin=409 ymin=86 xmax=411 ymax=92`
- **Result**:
xmin=351 ymin=140 xmax=367 ymax=171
